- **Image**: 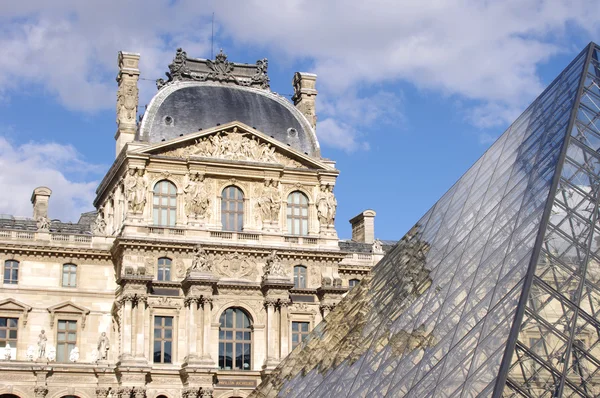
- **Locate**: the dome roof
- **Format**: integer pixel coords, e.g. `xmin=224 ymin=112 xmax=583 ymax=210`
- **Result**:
xmin=138 ymin=81 xmax=320 ymax=157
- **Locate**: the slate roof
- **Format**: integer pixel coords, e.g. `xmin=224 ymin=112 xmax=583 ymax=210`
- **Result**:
xmin=0 ymin=212 xmax=95 ymax=234
xmin=338 ymin=239 xmax=396 ymax=253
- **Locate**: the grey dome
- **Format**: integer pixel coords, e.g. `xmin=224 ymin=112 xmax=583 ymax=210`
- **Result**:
xmin=138 ymin=82 xmax=320 ymax=157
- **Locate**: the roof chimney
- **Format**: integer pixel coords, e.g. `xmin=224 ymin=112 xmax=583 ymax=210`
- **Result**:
xmin=349 ymin=210 xmax=376 ymax=244
xmin=292 ymin=72 xmax=318 ymax=130
xmin=115 ymin=51 xmax=140 ymax=157
xmin=31 ymin=187 xmax=52 ymax=220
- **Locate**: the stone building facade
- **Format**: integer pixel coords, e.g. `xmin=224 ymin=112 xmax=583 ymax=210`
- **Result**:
xmin=0 ymin=50 xmax=391 ymax=398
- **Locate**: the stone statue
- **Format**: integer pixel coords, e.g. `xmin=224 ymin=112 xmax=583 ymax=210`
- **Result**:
xmin=373 ymin=239 xmax=383 ymax=254
xmin=97 ymin=332 xmax=110 ymax=360
xmin=264 ymin=250 xmax=287 ymax=278
xmin=184 ymin=173 xmax=211 ymax=219
xmin=256 ymin=180 xmax=281 ymax=223
xmin=124 ymin=168 xmax=147 ymax=213
xmin=27 ymin=345 xmax=35 ymax=361
xmin=317 ymin=185 xmax=337 ymax=226
xmin=69 ymin=346 xmax=79 ymax=362
xmin=90 ymin=349 xmax=99 ymax=363
xmin=36 ymin=216 xmax=51 ymax=231
xmin=92 ymin=207 xmax=106 ymax=235
xmin=37 ymin=330 xmax=47 ymax=359
xmin=190 ymin=245 xmax=212 ymax=273
xmin=116 ymin=80 xmax=138 ymax=125
xmin=4 ymin=343 xmax=11 ymax=360
xmin=46 ymin=345 xmax=56 ymax=361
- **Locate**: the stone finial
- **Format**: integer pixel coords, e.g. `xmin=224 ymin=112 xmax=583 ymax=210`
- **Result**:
xmin=31 ymin=187 xmax=52 ymax=221
xmin=292 ymin=72 xmax=318 ymax=130
xmin=349 ymin=210 xmax=376 ymax=244
xmin=115 ymin=51 xmax=141 ymax=157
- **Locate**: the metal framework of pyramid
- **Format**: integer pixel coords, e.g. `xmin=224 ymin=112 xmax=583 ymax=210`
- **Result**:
xmin=250 ymin=43 xmax=600 ymax=398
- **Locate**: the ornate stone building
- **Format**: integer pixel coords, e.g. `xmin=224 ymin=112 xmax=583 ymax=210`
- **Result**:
xmin=0 ymin=49 xmax=391 ymax=398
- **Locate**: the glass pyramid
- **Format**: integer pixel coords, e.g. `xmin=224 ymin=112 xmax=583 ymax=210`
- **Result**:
xmin=250 ymin=42 xmax=600 ymax=398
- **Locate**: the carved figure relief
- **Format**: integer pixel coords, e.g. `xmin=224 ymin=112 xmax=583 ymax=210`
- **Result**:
xmin=373 ymin=239 xmax=384 ymax=254
xmin=123 ymin=168 xmax=147 ymax=214
xmin=255 ymin=179 xmax=282 ymax=223
xmin=92 ymin=207 xmax=106 ymax=235
xmin=175 ymin=258 xmax=185 ymax=278
xmin=161 ymin=128 xmax=304 ymax=167
xmin=184 ymin=173 xmax=211 ymax=220
xmin=36 ymin=216 xmax=50 ymax=231
xmin=97 ymin=332 xmax=110 ymax=360
xmin=263 ymin=250 xmax=288 ymax=278
xmin=190 ymin=245 xmax=213 ymax=273
xmin=69 ymin=346 xmax=79 ymax=362
xmin=116 ymin=80 xmax=138 ymax=126
xmin=214 ymin=252 xmax=256 ymax=280
xmin=144 ymin=257 xmax=154 ymax=276
xmin=317 ymin=184 xmax=337 ymax=226
xmin=37 ymin=330 xmax=47 ymax=359
xmin=252 ymin=58 xmax=270 ymax=89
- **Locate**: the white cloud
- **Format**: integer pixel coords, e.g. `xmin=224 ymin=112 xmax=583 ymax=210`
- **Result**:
xmin=0 ymin=137 xmax=104 ymax=222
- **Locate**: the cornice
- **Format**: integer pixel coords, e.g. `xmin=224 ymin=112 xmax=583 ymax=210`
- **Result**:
xmin=0 ymin=243 xmax=112 ymax=261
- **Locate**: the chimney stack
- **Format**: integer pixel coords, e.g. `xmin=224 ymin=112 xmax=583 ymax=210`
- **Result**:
xmin=31 ymin=187 xmax=52 ymax=220
xmin=292 ymin=72 xmax=318 ymax=130
xmin=349 ymin=210 xmax=376 ymax=244
xmin=115 ymin=51 xmax=140 ymax=157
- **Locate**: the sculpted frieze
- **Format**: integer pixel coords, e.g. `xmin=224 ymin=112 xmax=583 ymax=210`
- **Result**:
xmin=123 ymin=168 xmax=147 ymax=214
xmin=184 ymin=173 xmax=212 ymax=220
xmin=214 ymin=251 xmax=257 ymax=280
xmin=160 ymin=128 xmax=304 ymax=168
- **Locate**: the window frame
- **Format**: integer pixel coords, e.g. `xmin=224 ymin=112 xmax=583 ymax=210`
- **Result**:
xmin=349 ymin=279 xmax=360 ymax=289
xmin=56 ymin=319 xmax=77 ymax=363
xmin=0 ymin=317 xmax=18 ymax=351
xmin=3 ymin=260 xmax=19 ymax=285
xmin=221 ymin=186 xmax=244 ymax=232
xmin=218 ymin=307 xmax=252 ymax=371
xmin=157 ymin=258 xmax=172 ymax=282
xmin=61 ymin=263 xmax=78 ymax=288
xmin=291 ymin=321 xmax=310 ymax=350
xmin=287 ymin=191 xmax=309 ymax=236
xmin=293 ymin=265 xmax=307 ymax=289
xmin=153 ymin=315 xmax=174 ymax=364
xmin=153 ymin=180 xmax=178 ymax=227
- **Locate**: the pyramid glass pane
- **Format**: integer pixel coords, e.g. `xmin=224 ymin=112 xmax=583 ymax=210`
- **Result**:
xmin=250 ymin=44 xmax=597 ymax=398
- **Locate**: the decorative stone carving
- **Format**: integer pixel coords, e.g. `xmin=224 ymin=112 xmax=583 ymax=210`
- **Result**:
xmin=27 ymin=345 xmax=35 ymax=361
xmin=69 ymin=346 xmax=79 ymax=362
xmin=95 ymin=387 xmax=110 ymax=398
xmin=132 ymin=386 xmax=146 ymax=398
xmin=182 ymin=387 xmax=201 ymax=398
xmin=184 ymin=173 xmax=211 ymax=220
xmin=34 ymin=386 xmax=48 ymax=398
xmin=144 ymin=257 xmax=154 ymax=276
xmin=214 ymin=251 xmax=256 ymax=279
xmin=3 ymin=343 xmax=11 ymax=360
xmin=263 ymin=250 xmax=288 ymax=278
xmin=255 ymin=179 xmax=282 ymax=224
xmin=373 ymin=239 xmax=383 ymax=254
xmin=97 ymin=332 xmax=110 ymax=360
xmin=117 ymin=387 xmax=133 ymax=398
xmin=252 ymin=58 xmax=270 ymax=89
xmin=46 ymin=345 xmax=56 ymax=361
xmin=175 ymin=258 xmax=185 ymax=278
xmin=117 ymin=80 xmax=139 ymax=126
xmin=92 ymin=208 xmax=106 ymax=235
xmin=206 ymin=49 xmax=235 ymax=81
xmin=123 ymin=168 xmax=147 ymax=214
xmin=37 ymin=330 xmax=47 ymax=359
xmin=36 ymin=216 xmax=51 ymax=231
xmin=201 ymin=387 xmax=214 ymax=398
xmin=161 ymin=128 xmax=304 ymax=167
xmin=264 ymin=298 xmax=279 ymax=309
xmin=317 ymin=184 xmax=337 ymax=227
xmin=190 ymin=245 xmax=213 ymax=273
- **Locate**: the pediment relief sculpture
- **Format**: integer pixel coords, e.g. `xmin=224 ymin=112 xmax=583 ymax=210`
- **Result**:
xmin=214 ymin=251 xmax=257 ymax=280
xmin=159 ymin=128 xmax=305 ymax=168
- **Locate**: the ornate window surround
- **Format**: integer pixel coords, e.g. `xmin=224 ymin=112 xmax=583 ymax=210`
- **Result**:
xmin=47 ymin=301 xmax=90 ymax=330
xmin=0 ymin=298 xmax=32 ymax=327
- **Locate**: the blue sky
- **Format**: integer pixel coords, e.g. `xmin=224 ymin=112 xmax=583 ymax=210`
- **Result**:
xmin=1 ymin=1 xmax=599 ymax=240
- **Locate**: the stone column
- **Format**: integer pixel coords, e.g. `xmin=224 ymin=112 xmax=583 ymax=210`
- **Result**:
xmin=264 ymin=298 xmax=277 ymax=367
xmin=121 ymin=295 xmax=134 ymax=357
xmin=279 ymin=299 xmax=291 ymax=358
xmin=185 ymin=296 xmax=200 ymax=359
xmin=130 ymin=297 xmax=138 ymax=357
xmin=115 ymin=51 xmax=140 ymax=157
xmin=201 ymin=297 xmax=213 ymax=360
xmin=135 ymin=296 xmax=147 ymax=358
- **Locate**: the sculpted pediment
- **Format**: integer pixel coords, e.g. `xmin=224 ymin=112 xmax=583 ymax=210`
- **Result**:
xmin=135 ymin=122 xmax=331 ymax=170
xmin=0 ymin=298 xmax=32 ymax=324
xmin=47 ymin=301 xmax=90 ymax=329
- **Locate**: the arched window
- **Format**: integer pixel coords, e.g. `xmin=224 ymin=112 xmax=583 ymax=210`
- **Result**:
xmin=287 ymin=191 xmax=309 ymax=236
xmin=153 ymin=180 xmax=177 ymax=226
xmin=3 ymin=260 xmax=18 ymax=284
xmin=157 ymin=258 xmax=171 ymax=281
xmin=221 ymin=186 xmax=244 ymax=231
xmin=219 ymin=308 xmax=252 ymax=371
xmin=349 ymin=279 xmax=360 ymax=289
xmin=62 ymin=264 xmax=77 ymax=287
xmin=293 ymin=265 xmax=307 ymax=289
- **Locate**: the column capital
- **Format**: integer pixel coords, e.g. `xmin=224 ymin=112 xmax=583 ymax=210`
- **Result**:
xmin=132 ymin=386 xmax=146 ymax=398
xmin=182 ymin=387 xmax=201 ymax=398
xmin=95 ymin=387 xmax=110 ymax=398
xmin=34 ymin=386 xmax=48 ymax=398
xmin=279 ymin=299 xmax=292 ymax=307
xmin=184 ymin=296 xmax=201 ymax=307
xmin=264 ymin=298 xmax=279 ymax=308
xmin=200 ymin=296 xmax=213 ymax=306
xmin=201 ymin=387 xmax=214 ymax=398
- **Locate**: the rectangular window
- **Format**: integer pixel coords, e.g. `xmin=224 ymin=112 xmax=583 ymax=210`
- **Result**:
xmin=3 ymin=260 xmax=18 ymax=284
xmin=291 ymin=321 xmax=310 ymax=350
xmin=0 ymin=317 xmax=18 ymax=350
xmin=56 ymin=320 xmax=77 ymax=362
xmin=154 ymin=316 xmax=173 ymax=363
xmin=62 ymin=264 xmax=77 ymax=287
